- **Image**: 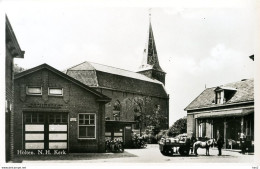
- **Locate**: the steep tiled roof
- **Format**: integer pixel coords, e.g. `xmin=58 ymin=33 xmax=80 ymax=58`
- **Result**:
xmin=65 ymin=61 xmax=168 ymax=98
xmin=185 ymin=79 xmax=254 ymax=110
xmin=67 ymin=61 xmax=163 ymax=84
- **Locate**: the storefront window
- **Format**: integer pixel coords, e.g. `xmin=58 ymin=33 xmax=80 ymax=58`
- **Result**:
xmin=78 ymin=114 xmax=96 ymax=139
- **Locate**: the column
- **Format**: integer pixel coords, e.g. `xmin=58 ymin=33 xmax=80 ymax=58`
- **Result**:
xmin=211 ymin=120 xmax=214 ymax=138
xmin=224 ymin=119 xmax=227 ymax=149
xmin=241 ymin=117 xmax=244 ymax=134
xmin=195 ymin=119 xmax=198 ymax=138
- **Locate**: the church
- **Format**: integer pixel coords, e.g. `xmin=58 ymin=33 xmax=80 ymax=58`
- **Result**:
xmin=65 ymin=15 xmax=169 ymax=146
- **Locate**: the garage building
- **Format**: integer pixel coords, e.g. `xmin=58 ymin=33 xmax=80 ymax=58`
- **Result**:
xmin=14 ymin=64 xmax=111 ymax=154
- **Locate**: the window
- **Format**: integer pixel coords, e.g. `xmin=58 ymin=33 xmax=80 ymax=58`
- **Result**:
xmin=48 ymin=113 xmax=67 ymax=123
xmin=78 ymin=114 xmax=96 ymax=139
xmin=27 ymin=87 xmax=42 ymax=95
xmin=48 ymin=88 xmax=63 ymax=96
xmin=24 ymin=113 xmax=45 ymax=123
xmin=215 ymin=87 xmax=236 ymax=104
xmin=216 ymin=91 xmax=222 ymax=104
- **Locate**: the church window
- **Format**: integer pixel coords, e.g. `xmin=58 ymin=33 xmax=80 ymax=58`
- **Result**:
xmin=113 ymin=100 xmax=121 ymax=121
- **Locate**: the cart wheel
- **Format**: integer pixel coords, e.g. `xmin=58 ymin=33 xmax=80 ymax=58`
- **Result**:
xmin=160 ymin=150 xmax=167 ymax=156
xmin=162 ymin=148 xmax=173 ymax=156
xmin=183 ymin=148 xmax=190 ymax=156
xmin=179 ymin=147 xmax=184 ymax=156
xmin=167 ymin=149 xmax=174 ymax=156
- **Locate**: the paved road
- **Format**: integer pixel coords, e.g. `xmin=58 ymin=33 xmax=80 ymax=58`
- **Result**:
xmin=21 ymin=144 xmax=254 ymax=163
xmin=86 ymin=144 xmax=254 ymax=163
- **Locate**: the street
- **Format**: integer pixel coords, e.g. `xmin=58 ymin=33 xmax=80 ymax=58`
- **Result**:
xmin=18 ymin=144 xmax=254 ymax=163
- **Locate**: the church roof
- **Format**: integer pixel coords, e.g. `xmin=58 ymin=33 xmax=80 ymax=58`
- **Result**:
xmin=67 ymin=61 xmax=163 ymax=84
xmin=138 ymin=15 xmax=164 ymax=73
xmin=65 ymin=61 xmax=168 ymax=98
xmin=185 ymin=79 xmax=254 ymax=111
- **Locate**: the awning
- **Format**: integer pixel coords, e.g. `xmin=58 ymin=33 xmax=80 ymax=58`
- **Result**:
xmin=195 ymin=108 xmax=254 ymax=119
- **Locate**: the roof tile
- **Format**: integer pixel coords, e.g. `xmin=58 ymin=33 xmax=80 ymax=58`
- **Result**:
xmin=185 ymin=79 xmax=254 ymax=110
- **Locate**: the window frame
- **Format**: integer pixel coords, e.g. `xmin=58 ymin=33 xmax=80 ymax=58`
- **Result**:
xmin=78 ymin=113 xmax=96 ymax=139
xmin=48 ymin=87 xmax=63 ymax=96
xmin=26 ymin=86 xmax=42 ymax=96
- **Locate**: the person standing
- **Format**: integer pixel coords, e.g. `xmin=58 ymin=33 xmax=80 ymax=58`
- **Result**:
xmin=240 ymin=132 xmax=246 ymax=154
xmin=216 ymin=131 xmax=224 ymax=156
xmin=190 ymin=132 xmax=196 ymax=154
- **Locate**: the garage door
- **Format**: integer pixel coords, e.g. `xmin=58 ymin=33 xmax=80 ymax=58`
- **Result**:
xmin=24 ymin=112 xmax=68 ymax=151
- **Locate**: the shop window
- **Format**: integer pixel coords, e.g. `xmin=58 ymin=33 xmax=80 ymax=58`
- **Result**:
xmin=198 ymin=119 xmax=206 ymax=138
xmin=26 ymin=87 xmax=42 ymax=95
xmin=78 ymin=114 xmax=96 ymax=139
xmin=48 ymin=88 xmax=63 ymax=96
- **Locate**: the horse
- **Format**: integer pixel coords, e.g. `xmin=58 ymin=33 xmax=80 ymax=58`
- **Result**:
xmin=193 ymin=138 xmax=216 ymax=156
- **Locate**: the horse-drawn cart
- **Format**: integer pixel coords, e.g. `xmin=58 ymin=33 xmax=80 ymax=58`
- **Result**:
xmin=159 ymin=134 xmax=191 ymax=156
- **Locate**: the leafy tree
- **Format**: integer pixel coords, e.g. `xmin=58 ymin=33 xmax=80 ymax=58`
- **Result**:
xmin=167 ymin=116 xmax=187 ymax=137
xmin=122 ymin=96 xmax=166 ymax=135
xmin=13 ymin=64 xmax=25 ymax=75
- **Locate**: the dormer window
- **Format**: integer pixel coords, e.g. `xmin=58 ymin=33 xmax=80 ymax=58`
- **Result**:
xmin=216 ymin=91 xmax=223 ymax=104
xmin=215 ymin=86 xmax=237 ymax=104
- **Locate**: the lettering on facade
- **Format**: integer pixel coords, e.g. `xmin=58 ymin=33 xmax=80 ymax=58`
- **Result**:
xmin=27 ymin=103 xmax=63 ymax=109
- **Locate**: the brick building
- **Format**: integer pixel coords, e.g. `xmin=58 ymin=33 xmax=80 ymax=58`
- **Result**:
xmin=14 ymin=64 xmax=110 ymax=153
xmin=65 ymin=16 xmax=169 ymax=144
xmin=5 ymin=16 xmax=25 ymax=162
xmin=185 ymin=79 xmax=254 ymax=149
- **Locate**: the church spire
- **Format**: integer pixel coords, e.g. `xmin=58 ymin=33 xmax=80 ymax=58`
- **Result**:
xmin=139 ymin=10 xmax=164 ymax=73
xmin=137 ymin=10 xmax=166 ymax=85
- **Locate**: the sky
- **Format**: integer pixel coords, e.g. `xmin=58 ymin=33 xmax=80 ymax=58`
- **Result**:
xmin=2 ymin=0 xmax=257 ymax=126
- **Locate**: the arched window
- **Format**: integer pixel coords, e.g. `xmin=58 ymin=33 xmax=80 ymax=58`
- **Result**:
xmin=113 ymin=100 xmax=121 ymax=121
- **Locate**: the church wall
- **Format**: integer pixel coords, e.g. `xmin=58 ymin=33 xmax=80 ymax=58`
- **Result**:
xmin=98 ymin=88 xmax=169 ymax=130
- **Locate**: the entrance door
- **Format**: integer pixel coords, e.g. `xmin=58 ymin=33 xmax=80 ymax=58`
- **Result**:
xmin=213 ymin=118 xmax=224 ymax=139
xmin=23 ymin=112 xmax=68 ymax=152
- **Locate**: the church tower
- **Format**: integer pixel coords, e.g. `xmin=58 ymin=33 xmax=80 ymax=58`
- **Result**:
xmin=137 ymin=12 xmax=166 ymax=85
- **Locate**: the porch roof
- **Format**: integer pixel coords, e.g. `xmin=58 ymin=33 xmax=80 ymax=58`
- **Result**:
xmin=195 ymin=108 xmax=254 ymax=119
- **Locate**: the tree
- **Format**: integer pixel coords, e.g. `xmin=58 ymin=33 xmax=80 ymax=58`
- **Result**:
xmin=122 ymin=96 xmax=166 ymax=135
xmin=167 ymin=116 xmax=187 ymax=137
xmin=13 ymin=64 xmax=25 ymax=75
